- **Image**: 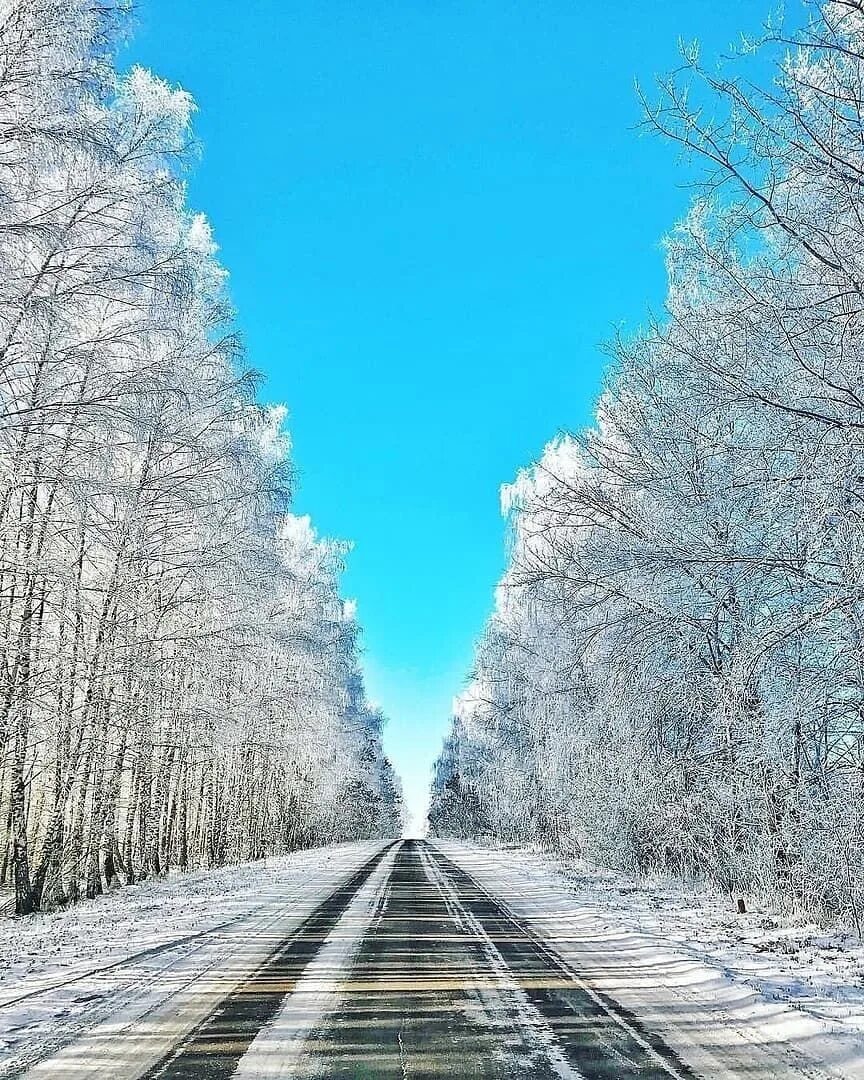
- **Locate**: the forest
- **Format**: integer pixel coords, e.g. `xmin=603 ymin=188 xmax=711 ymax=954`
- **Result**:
xmin=430 ymin=0 xmax=864 ymax=929
xmin=0 ymin=0 xmax=401 ymax=916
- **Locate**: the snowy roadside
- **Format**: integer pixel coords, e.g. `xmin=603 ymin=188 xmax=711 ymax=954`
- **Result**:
xmin=0 ymin=841 xmax=386 ymax=1077
xmin=433 ymin=840 xmax=864 ymax=1080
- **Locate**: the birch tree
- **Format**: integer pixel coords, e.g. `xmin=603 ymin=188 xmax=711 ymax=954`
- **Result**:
xmin=0 ymin=0 xmax=402 ymax=915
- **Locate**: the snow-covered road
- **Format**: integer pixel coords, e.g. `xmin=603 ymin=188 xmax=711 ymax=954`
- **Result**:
xmin=1 ymin=840 xmax=862 ymax=1078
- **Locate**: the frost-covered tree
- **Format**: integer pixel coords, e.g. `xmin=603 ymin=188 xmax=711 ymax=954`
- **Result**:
xmin=430 ymin=0 xmax=864 ymax=929
xmin=0 ymin=0 xmax=401 ymax=915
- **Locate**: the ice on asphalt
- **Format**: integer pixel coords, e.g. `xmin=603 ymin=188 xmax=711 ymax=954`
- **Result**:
xmin=432 ymin=841 xmax=864 ymax=1080
xmin=0 ymin=842 xmax=384 ymax=1078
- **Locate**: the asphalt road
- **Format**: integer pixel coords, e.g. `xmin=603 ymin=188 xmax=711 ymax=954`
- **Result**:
xmin=141 ymin=839 xmax=694 ymax=1079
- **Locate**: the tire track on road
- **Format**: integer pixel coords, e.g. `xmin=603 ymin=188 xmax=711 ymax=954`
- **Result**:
xmin=142 ymin=841 xmax=396 ymax=1080
xmin=6 ymin=843 xmax=392 ymax=1079
xmin=428 ymin=845 xmax=698 ymax=1080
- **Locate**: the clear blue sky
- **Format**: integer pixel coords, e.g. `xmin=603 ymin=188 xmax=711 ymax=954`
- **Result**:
xmin=123 ymin=0 xmax=776 ymax=831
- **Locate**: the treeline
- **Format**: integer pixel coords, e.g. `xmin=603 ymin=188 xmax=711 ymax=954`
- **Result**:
xmin=0 ymin=0 xmax=401 ymax=915
xmin=430 ymin=0 xmax=864 ymax=927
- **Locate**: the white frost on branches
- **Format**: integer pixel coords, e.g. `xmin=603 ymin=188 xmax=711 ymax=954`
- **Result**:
xmin=0 ymin=0 xmax=401 ymax=915
xmin=430 ymin=0 xmax=864 ymax=931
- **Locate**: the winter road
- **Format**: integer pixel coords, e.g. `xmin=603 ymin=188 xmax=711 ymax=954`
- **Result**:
xmin=10 ymin=840 xmax=855 ymax=1079
xmin=21 ymin=840 xmax=691 ymax=1078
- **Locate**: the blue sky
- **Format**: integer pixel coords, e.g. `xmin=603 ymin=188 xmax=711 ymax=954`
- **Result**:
xmin=124 ymin=0 xmax=775 ymax=831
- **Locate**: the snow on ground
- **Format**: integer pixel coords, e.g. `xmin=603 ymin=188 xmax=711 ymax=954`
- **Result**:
xmin=5 ymin=838 xmax=864 ymax=1078
xmin=0 ymin=841 xmax=385 ymax=1078
xmin=434 ymin=840 xmax=864 ymax=1080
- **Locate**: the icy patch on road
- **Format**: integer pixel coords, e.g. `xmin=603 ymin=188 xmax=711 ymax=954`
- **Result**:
xmin=421 ymin=844 xmax=585 ymax=1080
xmin=231 ymin=844 xmax=399 ymax=1077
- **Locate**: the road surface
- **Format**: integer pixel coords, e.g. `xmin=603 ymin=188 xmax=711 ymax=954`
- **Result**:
xmin=138 ymin=840 xmax=691 ymax=1079
xmin=11 ymin=839 xmax=848 ymax=1079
